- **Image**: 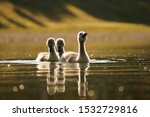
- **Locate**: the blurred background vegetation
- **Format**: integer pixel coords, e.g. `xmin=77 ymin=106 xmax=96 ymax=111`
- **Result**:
xmin=0 ymin=0 xmax=150 ymax=32
xmin=0 ymin=0 xmax=150 ymax=59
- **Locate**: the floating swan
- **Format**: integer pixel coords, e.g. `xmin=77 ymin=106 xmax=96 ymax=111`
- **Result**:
xmin=56 ymin=38 xmax=77 ymax=62
xmin=60 ymin=31 xmax=90 ymax=63
xmin=56 ymin=38 xmax=65 ymax=57
xmin=36 ymin=38 xmax=60 ymax=62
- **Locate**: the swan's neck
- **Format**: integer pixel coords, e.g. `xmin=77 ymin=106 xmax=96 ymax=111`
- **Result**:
xmin=58 ymin=46 xmax=65 ymax=57
xmin=79 ymin=42 xmax=86 ymax=55
xmin=48 ymin=46 xmax=57 ymax=57
xmin=48 ymin=46 xmax=60 ymax=61
xmin=48 ymin=46 xmax=55 ymax=53
xmin=78 ymin=42 xmax=89 ymax=62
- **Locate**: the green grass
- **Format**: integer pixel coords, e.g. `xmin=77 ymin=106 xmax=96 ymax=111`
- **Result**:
xmin=0 ymin=0 xmax=150 ymax=32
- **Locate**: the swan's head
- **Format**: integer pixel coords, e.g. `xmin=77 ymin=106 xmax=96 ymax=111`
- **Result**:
xmin=46 ymin=38 xmax=55 ymax=47
xmin=77 ymin=31 xmax=87 ymax=43
xmin=56 ymin=38 xmax=65 ymax=48
xmin=46 ymin=38 xmax=56 ymax=52
xmin=56 ymin=38 xmax=65 ymax=57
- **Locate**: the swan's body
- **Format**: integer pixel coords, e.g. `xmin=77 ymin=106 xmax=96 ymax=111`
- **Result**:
xmin=56 ymin=38 xmax=78 ymax=62
xmin=61 ymin=51 xmax=78 ymax=62
xmin=36 ymin=38 xmax=60 ymax=62
xmin=60 ymin=31 xmax=90 ymax=63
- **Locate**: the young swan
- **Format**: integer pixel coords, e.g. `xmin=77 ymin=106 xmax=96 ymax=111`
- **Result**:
xmin=56 ymin=38 xmax=65 ymax=57
xmin=60 ymin=31 xmax=90 ymax=63
xmin=36 ymin=38 xmax=60 ymax=62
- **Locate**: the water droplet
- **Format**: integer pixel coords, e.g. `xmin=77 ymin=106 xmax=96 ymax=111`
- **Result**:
xmin=13 ymin=86 xmax=18 ymax=92
xmin=19 ymin=84 xmax=25 ymax=90
xmin=143 ymin=66 xmax=148 ymax=71
xmin=7 ymin=64 xmax=10 ymax=67
xmin=88 ymin=90 xmax=95 ymax=97
xmin=118 ymin=86 xmax=124 ymax=92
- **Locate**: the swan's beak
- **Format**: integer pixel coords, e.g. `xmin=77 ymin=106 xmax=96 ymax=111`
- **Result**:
xmin=82 ymin=33 xmax=87 ymax=37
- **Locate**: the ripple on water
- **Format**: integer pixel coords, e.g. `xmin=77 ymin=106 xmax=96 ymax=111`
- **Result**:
xmin=0 ymin=60 xmax=38 ymax=64
xmin=90 ymin=59 xmax=118 ymax=63
xmin=0 ymin=58 xmax=123 ymax=65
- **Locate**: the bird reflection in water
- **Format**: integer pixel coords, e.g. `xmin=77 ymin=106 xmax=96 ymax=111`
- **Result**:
xmin=47 ymin=62 xmax=65 ymax=95
xmin=36 ymin=62 xmax=89 ymax=99
xmin=36 ymin=62 xmax=65 ymax=95
xmin=77 ymin=63 xmax=89 ymax=99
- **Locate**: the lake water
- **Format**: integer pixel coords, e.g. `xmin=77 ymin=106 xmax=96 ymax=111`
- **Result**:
xmin=0 ymin=32 xmax=150 ymax=100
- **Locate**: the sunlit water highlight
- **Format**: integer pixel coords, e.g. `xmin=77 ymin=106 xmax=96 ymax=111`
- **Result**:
xmin=0 ymin=59 xmax=118 ymax=64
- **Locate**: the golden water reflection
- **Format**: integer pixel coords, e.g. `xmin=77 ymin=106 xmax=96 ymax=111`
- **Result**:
xmin=1 ymin=57 xmax=150 ymax=99
xmin=37 ymin=62 xmax=90 ymax=99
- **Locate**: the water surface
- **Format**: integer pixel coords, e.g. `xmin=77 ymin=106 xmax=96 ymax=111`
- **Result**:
xmin=0 ymin=58 xmax=150 ymax=100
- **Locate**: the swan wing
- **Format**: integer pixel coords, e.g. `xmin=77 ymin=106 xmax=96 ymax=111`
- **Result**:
xmin=36 ymin=52 xmax=48 ymax=62
xmin=61 ymin=52 xmax=78 ymax=62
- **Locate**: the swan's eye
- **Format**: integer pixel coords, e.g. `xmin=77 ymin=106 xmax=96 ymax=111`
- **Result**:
xmin=79 ymin=33 xmax=83 ymax=36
